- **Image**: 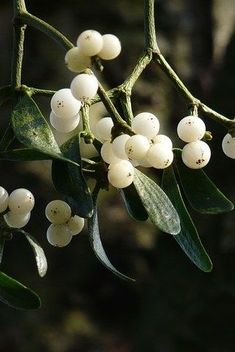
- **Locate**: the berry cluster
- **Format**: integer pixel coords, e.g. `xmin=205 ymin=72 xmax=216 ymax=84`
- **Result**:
xmin=177 ymin=115 xmax=211 ymax=169
xmin=0 ymin=186 xmax=35 ymax=229
xmin=45 ymin=200 xmax=85 ymax=247
xmin=94 ymin=112 xmax=174 ymax=188
xmin=65 ymin=30 xmax=121 ymax=73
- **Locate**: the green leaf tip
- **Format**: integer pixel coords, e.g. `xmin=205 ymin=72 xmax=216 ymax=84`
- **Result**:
xmin=162 ymin=166 xmax=213 ymax=272
xmin=133 ymin=169 xmax=181 ymax=235
xmin=0 ymin=271 xmax=41 ymax=310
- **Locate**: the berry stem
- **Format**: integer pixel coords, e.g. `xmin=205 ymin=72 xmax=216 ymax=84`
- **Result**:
xmin=80 ymin=104 xmax=94 ymax=144
xmin=19 ymin=12 xmax=73 ymax=51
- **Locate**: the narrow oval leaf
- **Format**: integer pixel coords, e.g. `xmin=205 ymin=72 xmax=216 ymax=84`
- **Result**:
xmin=52 ymin=135 xmax=93 ymax=218
xmin=162 ymin=166 xmax=213 ymax=272
xmin=120 ymin=184 xmax=148 ymax=221
xmin=11 ymin=94 xmax=61 ymax=158
xmin=133 ymin=169 xmax=181 ymax=235
xmin=174 ymin=149 xmax=234 ymax=214
xmin=88 ymin=188 xmax=135 ymax=281
xmin=0 ymin=271 xmax=41 ymax=309
xmin=18 ymin=231 xmax=48 ymax=278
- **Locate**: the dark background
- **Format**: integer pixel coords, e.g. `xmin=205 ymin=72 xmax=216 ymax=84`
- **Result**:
xmin=0 ymin=0 xmax=235 ymax=351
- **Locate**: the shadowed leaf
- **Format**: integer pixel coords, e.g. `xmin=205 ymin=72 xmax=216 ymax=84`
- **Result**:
xmin=162 ymin=166 xmax=213 ymax=272
xmin=120 ymin=183 xmax=148 ymax=221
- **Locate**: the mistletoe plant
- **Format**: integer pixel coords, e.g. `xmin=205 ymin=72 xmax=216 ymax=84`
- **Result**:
xmin=0 ymin=0 xmax=234 ymax=309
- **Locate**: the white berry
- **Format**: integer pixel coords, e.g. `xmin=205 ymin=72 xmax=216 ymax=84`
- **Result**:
xmin=182 ymin=140 xmax=211 ymax=169
xmin=65 ymin=47 xmax=91 ymax=73
xmin=108 ymin=160 xmax=134 ymax=188
xmin=45 ymin=200 xmax=71 ymax=224
xmin=112 ymin=134 xmax=130 ymax=159
xmin=125 ymin=134 xmax=150 ymax=160
xmin=47 ymin=223 xmax=72 ymax=247
xmin=101 ymin=141 xmax=121 ymax=164
xmin=50 ymin=111 xmax=80 ymax=133
xmin=68 ymin=215 xmax=85 ymax=236
xmin=177 ymin=115 xmax=206 ymax=143
xmin=146 ymin=143 xmax=174 ymax=169
xmin=70 ymin=73 xmax=98 ymax=102
xmin=94 ymin=117 xmax=114 ymax=142
xmin=77 ymin=30 xmax=103 ymax=57
xmin=8 ymin=188 xmax=35 ymax=215
xmin=50 ymin=88 xmax=81 ymax=119
xmin=98 ymin=34 xmax=121 ymax=60
xmin=222 ymin=133 xmax=235 ymax=159
xmin=132 ymin=112 xmax=160 ymax=139
xmin=152 ymin=134 xmax=173 ymax=149
xmin=0 ymin=187 xmax=9 ymax=213
xmin=4 ymin=211 xmax=31 ymax=228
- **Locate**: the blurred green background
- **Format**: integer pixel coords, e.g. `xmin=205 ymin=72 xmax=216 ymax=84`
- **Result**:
xmin=0 ymin=0 xmax=235 ymax=351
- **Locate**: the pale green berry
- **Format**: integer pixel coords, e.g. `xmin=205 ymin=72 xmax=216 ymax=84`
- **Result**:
xmin=45 ymin=200 xmax=71 ymax=224
xmin=0 ymin=187 xmax=9 ymax=213
xmin=4 ymin=211 xmax=31 ymax=228
xmin=68 ymin=215 xmax=85 ymax=236
xmin=8 ymin=188 xmax=35 ymax=215
xmin=50 ymin=111 xmax=80 ymax=133
xmin=94 ymin=117 xmax=114 ymax=142
xmin=101 ymin=141 xmax=121 ymax=164
xmin=65 ymin=47 xmax=91 ymax=73
xmin=77 ymin=30 xmax=103 ymax=56
xmin=47 ymin=223 xmax=72 ymax=247
xmin=112 ymin=134 xmax=130 ymax=160
xmin=98 ymin=34 xmax=121 ymax=60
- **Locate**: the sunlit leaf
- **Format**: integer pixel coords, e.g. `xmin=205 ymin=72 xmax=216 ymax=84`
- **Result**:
xmin=174 ymin=149 xmax=234 ymax=214
xmin=11 ymin=93 xmax=61 ymax=158
xmin=0 ymin=271 xmax=41 ymax=309
xmin=133 ymin=169 xmax=180 ymax=235
xmin=52 ymin=135 xmax=93 ymax=218
xmin=17 ymin=230 xmax=48 ymax=278
xmin=162 ymin=166 xmax=213 ymax=272
xmin=120 ymin=184 xmax=148 ymax=221
xmin=88 ymin=187 xmax=135 ymax=281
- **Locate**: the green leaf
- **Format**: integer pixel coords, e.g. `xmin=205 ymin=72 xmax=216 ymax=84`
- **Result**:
xmin=11 ymin=93 xmax=61 ymax=158
xmin=174 ymin=149 xmax=234 ymax=214
xmin=0 ymin=271 xmax=41 ymax=309
xmin=17 ymin=231 xmax=47 ymax=278
xmin=88 ymin=187 xmax=135 ymax=281
xmin=0 ymin=148 xmax=51 ymax=161
xmin=162 ymin=166 xmax=213 ymax=272
xmin=120 ymin=184 xmax=148 ymax=221
xmin=52 ymin=135 xmax=93 ymax=218
xmin=133 ymin=169 xmax=181 ymax=235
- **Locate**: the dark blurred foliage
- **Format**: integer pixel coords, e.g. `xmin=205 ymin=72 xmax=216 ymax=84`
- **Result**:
xmin=0 ymin=0 xmax=235 ymax=351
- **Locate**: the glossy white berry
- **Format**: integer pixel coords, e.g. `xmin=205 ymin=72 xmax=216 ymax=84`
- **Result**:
xmin=94 ymin=117 xmax=114 ymax=142
xmin=146 ymin=143 xmax=174 ymax=169
xmin=77 ymin=30 xmax=103 ymax=57
xmin=182 ymin=140 xmax=211 ymax=169
xmin=112 ymin=134 xmax=130 ymax=159
xmin=50 ymin=111 xmax=80 ymax=133
xmin=65 ymin=47 xmax=91 ymax=73
xmin=0 ymin=187 xmax=9 ymax=213
xmin=4 ymin=211 xmax=30 ymax=228
xmin=50 ymin=88 xmax=81 ymax=119
xmin=132 ymin=112 xmax=160 ymax=139
xmin=98 ymin=34 xmax=121 ymax=60
xmin=45 ymin=200 xmax=71 ymax=224
xmin=70 ymin=74 xmax=98 ymax=102
xmin=177 ymin=115 xmax=206 ymax=143
xmin=152 ymin=134 xmax=173 ymax=149
xmin=125 ymin=134 xmax=150 ymax=160
xmin=101 ymin=141 xmax=121 ymax=164
xmin=47 ymin=223 xmax=72 ymax=247
xmin=222 ymin=133 xmax=235 ymax=159
xmin=68 ymin=215 xmax=85 ymax=236
xmin=8 ymin=188 xmax=35 ymax=215
xmin=108 ymin=160 xmax=134 ymax=188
